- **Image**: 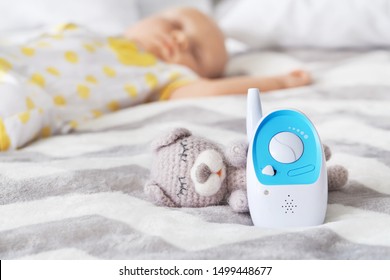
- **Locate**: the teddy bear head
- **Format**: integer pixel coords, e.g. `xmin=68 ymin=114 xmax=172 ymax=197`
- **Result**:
xmin=145 ymin=128 xmax=230 ymax=208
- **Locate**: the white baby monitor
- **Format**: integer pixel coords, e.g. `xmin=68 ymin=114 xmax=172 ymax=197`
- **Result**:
xmin=246 ymin=88 xmax=327 ymax=228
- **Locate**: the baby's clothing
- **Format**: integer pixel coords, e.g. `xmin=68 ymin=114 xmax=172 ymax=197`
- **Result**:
xmin=0 ymin=24 xmax=197 ymax=151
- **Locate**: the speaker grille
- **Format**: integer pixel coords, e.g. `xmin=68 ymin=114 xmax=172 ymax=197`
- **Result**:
xmin=282 ymin=194 xmax=298 ymax=214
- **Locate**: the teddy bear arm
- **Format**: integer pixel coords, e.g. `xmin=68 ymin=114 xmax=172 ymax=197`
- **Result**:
xmin=225 ymin=141 xmax=248 ymax=168
xmin=323 ymin=144 xmax=331 ymax=161
xmin=227 ymin=168 xmax=247 ymax=192
xmin=227 ymin=189 xmax=249 ymax=213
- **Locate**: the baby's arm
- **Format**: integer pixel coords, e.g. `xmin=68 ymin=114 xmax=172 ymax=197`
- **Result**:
xmin=169 ymin=70 xmax=311 ymax=99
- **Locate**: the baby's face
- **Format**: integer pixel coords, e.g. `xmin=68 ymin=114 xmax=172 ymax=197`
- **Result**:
xmin=125 ymin=8 xmax=227 ymax=78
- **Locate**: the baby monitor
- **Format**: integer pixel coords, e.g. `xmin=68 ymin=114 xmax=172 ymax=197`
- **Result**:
xmin=246 ymin=88 xmax=327 ymax=228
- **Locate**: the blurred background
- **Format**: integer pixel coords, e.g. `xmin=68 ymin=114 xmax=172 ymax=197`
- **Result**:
xmin=1 ymin=0 xmax=390 ymax=53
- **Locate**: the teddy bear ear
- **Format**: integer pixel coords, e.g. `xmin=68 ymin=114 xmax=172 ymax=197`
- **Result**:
xmin=144 ymin=180 xmax=177 ymax=207
xmin=151 ymin=127 xmax=192 ymax=152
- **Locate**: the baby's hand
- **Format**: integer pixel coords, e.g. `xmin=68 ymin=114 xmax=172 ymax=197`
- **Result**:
xmin=280 ymin=70 xmax=312 ymax=88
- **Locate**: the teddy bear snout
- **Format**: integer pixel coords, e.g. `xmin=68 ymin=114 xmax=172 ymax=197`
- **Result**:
xmin=195 ymin=163 xmax=212 ymax=183
xmin=190 ymin=149 xmax=226 ymax=197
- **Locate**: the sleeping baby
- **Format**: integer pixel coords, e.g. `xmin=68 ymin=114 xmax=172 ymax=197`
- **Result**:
xmin=0 ymin=7 xmax=311 ymax=151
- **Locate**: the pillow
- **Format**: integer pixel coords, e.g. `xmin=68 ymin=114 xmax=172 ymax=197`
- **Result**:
xmin=225 ymin=51 xmax=304 ymax=77
xmin=216 ymin=0 xmax=390 ymax=50
xmin=137 ymin=0 xmax=213 ymax=17
xmin=0 ymin=0 xmax=139 ymax=36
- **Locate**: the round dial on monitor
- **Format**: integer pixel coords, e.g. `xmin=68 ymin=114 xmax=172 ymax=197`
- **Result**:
xmin=269 ymin=132 xmax=304 ymax=163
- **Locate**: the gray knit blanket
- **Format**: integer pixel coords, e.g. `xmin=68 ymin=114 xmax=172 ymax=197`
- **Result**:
xmin=1 ymin=49 xmax=390 ymax=259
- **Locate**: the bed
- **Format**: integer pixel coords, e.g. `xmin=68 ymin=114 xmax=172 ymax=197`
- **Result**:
xmin=1 ymin=0 xmax=390 ymax=260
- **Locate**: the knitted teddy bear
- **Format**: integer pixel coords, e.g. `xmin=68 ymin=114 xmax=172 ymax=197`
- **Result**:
xmin=145 ymin=128 xmax=348 ymax=212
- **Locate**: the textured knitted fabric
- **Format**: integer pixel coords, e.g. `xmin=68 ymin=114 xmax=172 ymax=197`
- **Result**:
xmin=146 ymin=128 xmax=229 ymax=208
xmin=145 ymin=128 xmax=248 ymax=210
xmin=323 ymin=144 xmax=349 ymax=190
xmin=328 ymin=165 xmax=349 ymax=191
